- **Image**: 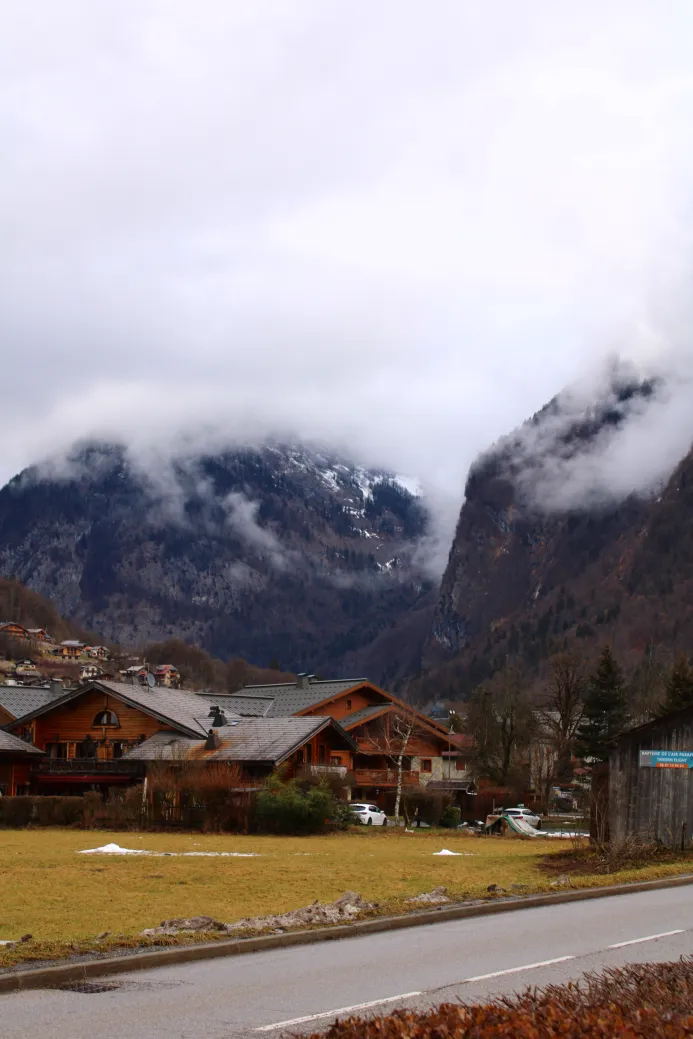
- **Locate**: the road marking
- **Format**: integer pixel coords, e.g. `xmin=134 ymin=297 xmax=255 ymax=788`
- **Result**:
xmin=464 ymin=956 xmax=575 ymax=982
xmin=608 ymin=929 xmax=684 ymax=949
xmin=255 ymin=992 xmax=422 ymax=1031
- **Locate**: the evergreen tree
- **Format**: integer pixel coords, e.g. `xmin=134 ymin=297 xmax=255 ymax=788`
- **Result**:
xmin=658 ymin=654 xmax=693 ymax=715
xmin=574 ymin=645 xmax=627 ymax=763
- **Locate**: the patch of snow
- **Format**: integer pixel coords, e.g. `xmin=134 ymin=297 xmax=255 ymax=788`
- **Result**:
xmin=395 ymin=474 xmax=422 ymax=497
xmin=79 ymin=843 xmax=258 ymax=857
xmin=319 ymin=468 xmax=340 ymax=491
xmin=433 ymin=849 xmax=461 ymax=856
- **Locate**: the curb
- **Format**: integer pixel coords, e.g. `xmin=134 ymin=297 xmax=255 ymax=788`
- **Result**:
xmin=3 ymin=872 xmax=693 ymax=994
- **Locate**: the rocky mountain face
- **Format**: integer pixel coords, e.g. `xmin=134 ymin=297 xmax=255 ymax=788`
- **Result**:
xmin=419 ymin=374 xmax=693 ymax=700
xmin=0 ymin=442 xmax=435 ymax=686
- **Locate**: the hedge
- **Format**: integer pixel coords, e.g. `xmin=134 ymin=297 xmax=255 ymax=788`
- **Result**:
xmin=313 ymin=959 xmax=693 ymax=1038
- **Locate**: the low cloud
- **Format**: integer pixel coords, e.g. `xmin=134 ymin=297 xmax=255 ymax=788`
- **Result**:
xmin=223 ymin=492 xmax=289 ymax=571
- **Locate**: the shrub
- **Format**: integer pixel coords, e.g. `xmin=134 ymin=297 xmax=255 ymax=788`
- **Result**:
xmin=0 ymin=796 xmax=35 ymax=827
xmin=329 ymin=800 xmax=355 ymax=831
xmin=313 ymin=958 xmax=693 ymax=1038
xmin=401 ymin=788 xmax=450 ymax=826
xmin=439 ymin=804 xmax=461 ymax=829
xmin=255 ymin=776 xmax=334 ymax=835
xmin=33 ymin=796 xmax=84 ymax=827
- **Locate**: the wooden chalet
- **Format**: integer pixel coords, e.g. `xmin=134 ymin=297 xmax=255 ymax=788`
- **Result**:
xmin=2 ymin=678 xmax=357 ymax=796
xmin=208 ymin=675 xmax=475 ymax=812
xmin=0 ymin=622 xmax=30 ymax=640
xmin=0 ymin=729 xmax=45 ymax=795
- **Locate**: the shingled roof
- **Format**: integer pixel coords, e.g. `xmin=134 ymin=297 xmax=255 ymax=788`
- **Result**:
xmin=123 ymin=716 xmax=357 ymax=765
xmin=8 ymin=680 xmax=242 ymax=739
xmin=198 ymin=694 xmax=275 ymax=717
xmin=0 ymin=686 xmax=66 ymax=721
xmin=226 ymin=678 xmax=372 ymax=717
xmin=0 ymin=729 xmax=44 ymax=756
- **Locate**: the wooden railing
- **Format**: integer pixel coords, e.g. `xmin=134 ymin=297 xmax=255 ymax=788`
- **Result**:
xmin=353 ymin=769 xmax=420 ymax=787
xmin=32 ymin=759 xmax=144 ymax=775
xmin=295 ymin=764 xmax=348 ymax=779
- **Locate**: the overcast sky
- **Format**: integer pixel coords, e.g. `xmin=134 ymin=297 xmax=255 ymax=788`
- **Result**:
xmin=3 ymin=1 xmax=693 ymax=530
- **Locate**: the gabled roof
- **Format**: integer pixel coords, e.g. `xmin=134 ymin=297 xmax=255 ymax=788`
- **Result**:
xmin=233 ymin=678 xmax=374 ymax=717
xmin=341 ymin=703 xmax=393 ymax=729
xmin=123 ymin=716 xmax=357 ymax=765
xmin=198 ymin=693 xmax=275 ymax=717
xmin=0 ymin=729 xmax=44 ymax=756
xmin=0 ymin=686 xmax=66 ymax=720
xmin=7 ymin=680 xmax=241 ymax=739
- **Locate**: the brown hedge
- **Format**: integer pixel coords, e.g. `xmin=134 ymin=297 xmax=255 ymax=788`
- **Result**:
xmin=314 ymin=959 xmax=693 ymax=1038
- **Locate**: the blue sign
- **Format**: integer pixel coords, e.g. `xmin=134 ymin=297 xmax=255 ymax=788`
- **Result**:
xmin=639 ymin=749 xmax=693 ymax=769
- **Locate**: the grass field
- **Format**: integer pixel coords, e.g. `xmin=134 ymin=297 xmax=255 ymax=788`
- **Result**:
xmin=2 ymin=828 xmax=693 ymax=950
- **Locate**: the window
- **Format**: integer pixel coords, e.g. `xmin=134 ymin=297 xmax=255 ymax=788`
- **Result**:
xmin=318 ymin=744 xmax=326 ymax=764
xmin=345 ymin=699 xmax=352 ymax=710
xmin=46 ymin=742 xmax=68 ymax=760
xmin=455 ymin=759 xmax=467 ymax=771
xmin=305 ymin=743 xmax=313 ymax=764
xmin=421 ymin=759 xmax=432 ymax=772
xmin=296 ymin=749 xmax=304 ymax=764
xmin=92 ymin=709 xmax=119 ymax=727
xmin=330 ymin=756 xmax=341 ymax=766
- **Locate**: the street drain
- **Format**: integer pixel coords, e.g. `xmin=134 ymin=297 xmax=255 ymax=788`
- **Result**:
xmin=59 ymin=980 xmax=122 ymax=993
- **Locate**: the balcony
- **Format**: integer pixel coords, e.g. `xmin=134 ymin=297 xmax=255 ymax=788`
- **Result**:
xmin=32 ymin=758 xmax=144 ymax=775
xmin=295 ymin=764 xmax=348 ymax=779
xmin=353 ymin=768 xmax=420 ymax=788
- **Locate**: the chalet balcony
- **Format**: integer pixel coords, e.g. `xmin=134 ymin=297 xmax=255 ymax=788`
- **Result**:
xmin=353 ymin=768 xmax=420 ymax=788
xmin=295 ymin=764 xmax=348 ymax=780
xmin=32 ymin=758 xmax=144 ymax=776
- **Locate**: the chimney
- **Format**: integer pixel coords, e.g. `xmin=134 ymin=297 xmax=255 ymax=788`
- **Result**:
xmin=207 ymin=706 xmax=228 ymax=727
xmin=50 ymin=679 xmax=63 ymax=697
xmin=204 ymin=729 xmax=222 ymax=751
xmin=297 ymin=673 xmax=312 ymax=690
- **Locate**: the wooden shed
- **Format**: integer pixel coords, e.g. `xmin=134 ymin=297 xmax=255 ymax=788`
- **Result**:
xmin=609 ymin=706 xmax=693 ymax=848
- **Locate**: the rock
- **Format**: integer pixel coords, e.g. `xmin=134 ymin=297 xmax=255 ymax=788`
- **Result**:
xmin=141 ymin=893 xmax=378 ymax=939
xmin=94 ymin=931 xmax=110 ymax=940
xmin=20 ymin=934 xmax=32 ymax=943
xmin=550 ymin=875 xmax=572 ymax=889
xmin=406 ymin=887 xmax=451 ymax=905
xmin=486 ymin=885 xmax=505 ymax=895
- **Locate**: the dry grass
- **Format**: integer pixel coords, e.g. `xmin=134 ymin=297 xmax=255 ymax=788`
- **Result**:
xmin=1 ymin=828 xmax=692 ymax=960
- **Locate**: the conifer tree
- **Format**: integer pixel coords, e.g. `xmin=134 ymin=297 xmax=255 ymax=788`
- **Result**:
xmin=658 ymin=654 xmax=693 ymax=716
xmin=574 ymin=645 xmax=627 ymax=763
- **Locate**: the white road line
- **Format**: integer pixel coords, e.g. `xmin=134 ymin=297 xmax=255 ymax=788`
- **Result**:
xmin=608 ymin=929 xmax=684 ymax=949
xmin=255 ymin=992 xmax=422 ymax=1031
xmin=464 ymin=956 xmax=575 ymax=983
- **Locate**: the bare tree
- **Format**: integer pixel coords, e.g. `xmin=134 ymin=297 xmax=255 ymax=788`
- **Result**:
xmin=467 ymin=660 xmax=533 ymax=788
xmin=534 ymin=652 xmax=586 ymax=812
xmin=362 ymin=708 xmax=427 ymax=825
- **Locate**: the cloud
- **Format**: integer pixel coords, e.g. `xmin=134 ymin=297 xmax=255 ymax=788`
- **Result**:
xmin=223 ymin=491 xmax=288 ymax=570
xmin=3 ymin=1 xmax=693 ymax=550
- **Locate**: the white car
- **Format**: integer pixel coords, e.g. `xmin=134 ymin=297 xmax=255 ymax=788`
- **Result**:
xmin=503 ymin=806 xmax=541 ymax=829
xmin=350 ymin=803 xmax=388 ymax=826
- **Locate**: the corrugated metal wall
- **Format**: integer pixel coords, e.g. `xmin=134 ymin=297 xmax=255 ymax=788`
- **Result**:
xmin=609 ymin=711 xmax=693 ymax=847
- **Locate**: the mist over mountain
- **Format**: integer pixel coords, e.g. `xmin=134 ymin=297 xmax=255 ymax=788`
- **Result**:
xmin=419 ymin=366 xmax=693 ymax=698
xmin=0 ymin=441 xmax=435 ymax=686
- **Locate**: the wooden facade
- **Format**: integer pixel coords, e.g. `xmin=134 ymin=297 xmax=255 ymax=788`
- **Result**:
xmin=610 ymin=707 xmax=693 ymax=847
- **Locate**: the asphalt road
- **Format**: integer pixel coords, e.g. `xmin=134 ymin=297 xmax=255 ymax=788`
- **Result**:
xmin=3 ymin=886 xmax=693 ymax=1039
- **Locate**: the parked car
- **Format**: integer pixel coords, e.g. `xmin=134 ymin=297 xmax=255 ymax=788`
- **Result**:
xmin=350 ymin=803 xmax=388 ymax=826
xmin=503 ymin=806 xmax=541 ymax=829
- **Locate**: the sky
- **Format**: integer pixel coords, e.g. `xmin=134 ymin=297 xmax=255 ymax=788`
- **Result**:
xmin=3 ymin=1 xmax=693 ymax=547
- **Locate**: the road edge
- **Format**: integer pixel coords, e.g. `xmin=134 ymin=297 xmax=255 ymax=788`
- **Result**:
xmin=3 ymin=872 xmax=693 ymax=994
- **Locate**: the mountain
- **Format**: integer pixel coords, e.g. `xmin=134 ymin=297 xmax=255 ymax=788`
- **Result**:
xmin=419 ymin=372 xmax=693 ymax=699
xmin=0 ymin=442 xmax=435 ymax=685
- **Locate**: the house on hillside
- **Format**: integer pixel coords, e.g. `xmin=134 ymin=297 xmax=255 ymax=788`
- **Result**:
xmin=153 ymin=664 xmax=181 ymax=688
xmin=27 ymin=628 xmax=53 ymax=643
xmin=0 ymin=622 xmax=30 ymax=641
xmin=80 ymin=663 xmax=109 ymax=682
xmin=1 ymin=678 xmax=357 ymax=797
xmin=0 ymin=729 xmax=45 ymax=795
xmin=85 ymin=646 xmax=110 ymax=660
xmin=54 ymin=640 xmax=86 ymax=659
xmin=201 ymin=673 xmax=476 ymax=813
